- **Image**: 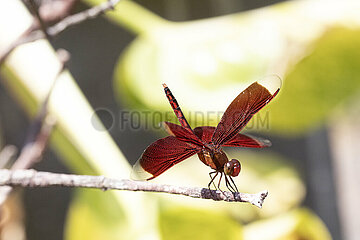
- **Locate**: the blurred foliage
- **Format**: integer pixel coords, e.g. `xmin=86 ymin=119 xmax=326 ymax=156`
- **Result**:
xmin=3 ymin=0 xmax=352 ymax=239
xmin=65 ymin=189 xmax=127 ymax=240
xmin=0 ymin=193 xmax=26 ymax=240
xmin=96 ymin=0 xmax=345 ymax=239
xmin=160 ymin=206 xmax=243 ymax=240
xmin=243 ymin=208 xmax=332 ymax=240
xmin=113 ymin=23 xmax=273 ymax=127
xmin=228 ymin=150 xmax=305 ymax=219
xmin=269 ymin=27 xmax=360 ymax=135
xmin=114 ymin=26 xmax=360 ymax=136
xmin=108 ymin=0 xmax=360 ymax=137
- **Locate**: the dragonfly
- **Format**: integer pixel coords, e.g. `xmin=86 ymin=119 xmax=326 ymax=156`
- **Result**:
xmin=132 ymin=76 xmax=281 ymax=194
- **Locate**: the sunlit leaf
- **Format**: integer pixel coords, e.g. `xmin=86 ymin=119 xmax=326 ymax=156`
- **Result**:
xmin=269 ymin=28 xmax=360 ymax=135
xmin=110 ymin=1 xmax=360 ymax=135
xmin=65 ymin=189 xmax=128 ymax=240
xmin=243 ymin=208 xmax=332 ymax=240
xmin=160 ymin=206 xmax=243 ymax=240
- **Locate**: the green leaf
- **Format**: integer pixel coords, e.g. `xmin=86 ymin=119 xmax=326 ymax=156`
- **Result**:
xmin=269 ymin=27 xmax=360 ymax=135
xmin=225 ymin=150 xmax=305 ymax=219
xmin=159 ymin=206 xmax=243 ymax=240
xmin=243 ymin=208 xmax=332 ymax=240
xmin=65 ymin=189 xmax=128 ymax=240
xmin=111 ymin=1 xmax=360 ymax=136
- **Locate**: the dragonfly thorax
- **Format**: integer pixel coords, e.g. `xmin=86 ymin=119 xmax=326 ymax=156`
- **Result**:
xmin=197 ymin=148 xmax=229 ymax=171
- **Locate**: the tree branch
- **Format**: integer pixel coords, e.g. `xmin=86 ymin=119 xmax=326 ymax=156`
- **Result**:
xmin=0 ymin=0 xmax=121 ymax=64
xmin=46 ymin=0 xmax=121 ymax=37
xmin=0 ymin=169 xmax=268 ymax=208
xmin=0 ymin=49 xmax=69 ymax=205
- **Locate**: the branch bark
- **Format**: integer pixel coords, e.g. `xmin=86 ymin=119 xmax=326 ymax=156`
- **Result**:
xmin=0 ymin=169 xmax=268 ymax=208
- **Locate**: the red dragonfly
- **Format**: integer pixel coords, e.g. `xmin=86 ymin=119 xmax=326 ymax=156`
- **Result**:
xmin=132 ymin=76 xmax=281 ymax=194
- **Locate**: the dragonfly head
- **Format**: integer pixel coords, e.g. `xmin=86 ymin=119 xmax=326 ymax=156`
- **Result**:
xmin=224 ymin=159 xmax=241 ymax=177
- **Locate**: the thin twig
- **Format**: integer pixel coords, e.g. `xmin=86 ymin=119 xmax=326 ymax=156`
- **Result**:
xmin=0 ymin=51 xmax=68 ymax=205
xmin=12 ymin=49 xmax=67 ymax=165
xmin=28 ymin=0 xmax=52 ymax=40
xmin=0 ymin=117 xmax=56 ymax=205
xmin=18 ymin=49 xmax=67 ymax=150
xmin=0 ymin=26 xmax=35 ymax=65
xmin=47 ymin=0 xmax=121 ymax=37
xmin=0 ymin=169 xmax=268 ymax=208
xmin=11 ymin=116 xmax=56 ymax=171
xmin=0 ymin=0 xmax=121 ymax=64
xmin=37 ymin=0 xmax=79 ymax=25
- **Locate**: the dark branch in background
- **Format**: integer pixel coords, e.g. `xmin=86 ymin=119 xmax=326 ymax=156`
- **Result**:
xmin=0 ymin=0 xmax=121 ymax=64
xmin=34 ymin=0 xmax=79 ymax=27
xmin=28 ymin=0 xmax=54 ymax=40
xmin=0 ymin=49 xmax=69 ymax=205
xmin=11 ymin=49 xmax=68 ymax=170
xmin=0 ymin=0 xmax=77 ymax=64
xmin=46 ymin=0 xmax=121 ymax=36
xmin=0 ymin=0 xmax=121 ymax=205
xmin=0 ymin=118 xmax=55 ymax=205
xmin=0 ymin=169 xmax=269 ymax=208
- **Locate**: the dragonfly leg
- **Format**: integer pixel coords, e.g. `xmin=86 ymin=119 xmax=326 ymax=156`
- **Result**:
xmin=224 ymin=175 xmax=237 ymax=194
xmin=208 ymin=171 xmax=219 ymax=198
xmin=208 ymin=171 xmax=218 ymax=190
xmin=217 ymin=172 xmax=223 ymax=190
xmin=229 ymin=176 xmax=239 ymax=193
xmin=217 ymin=172 xmax=228 ymax=200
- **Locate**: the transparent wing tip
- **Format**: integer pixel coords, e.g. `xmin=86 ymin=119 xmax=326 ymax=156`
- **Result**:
xmin=257 ymin=75 xmax=282 ymax=95
xmin=130 ymin=159 xmax=153 ymax=181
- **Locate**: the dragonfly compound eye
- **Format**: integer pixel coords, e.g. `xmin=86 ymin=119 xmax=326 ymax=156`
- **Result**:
xmin=230 ymin=159 xmax=241 ymax=177
xmin=226 ymin=159 xmax=241 ymax=177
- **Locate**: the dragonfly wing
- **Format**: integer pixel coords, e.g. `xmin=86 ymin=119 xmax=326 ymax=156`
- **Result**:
xmin=222 ymin=134 xmax=271 ymax=148
xmin=211 ymin=75 xmax=281 ymax=147
xmin=161 ymin=122 xmax=204 ymax=146
xmin=193 ymin=126 xmax=216 ymax=144
xmin=131 ymin=136 xmax=201 ymax=180
xmin=194 ymin=126 xmax=271 ymax=148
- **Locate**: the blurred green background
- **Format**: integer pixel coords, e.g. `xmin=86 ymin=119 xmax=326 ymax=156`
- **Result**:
xmin=1 ymin=0 xmax=360 ymax=239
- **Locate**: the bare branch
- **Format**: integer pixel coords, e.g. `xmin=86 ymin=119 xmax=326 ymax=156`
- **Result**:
xmin=11 ymin=49 xmax=68 ymax=170
xmin=37 ymin=0 xmax=79 ymax=26
xmin=47 ymin=0 xmax=122 ymax=37
xmin=0 ymin=0 xmax=121 ymax=64
xmin=0 ymin=169 xmax=268 ymax=208
xmin=0 ymin=27 xmax=35 ymax=65
xmin=0 ymin=50 xmax=68 ymax=205
xmin=11 ymin=116 xmax=56 ymax=171
xmin=0 ymin=117 xmax=56 ymax=205
xmin=28 ymin=0 xmax=53 ymax=40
